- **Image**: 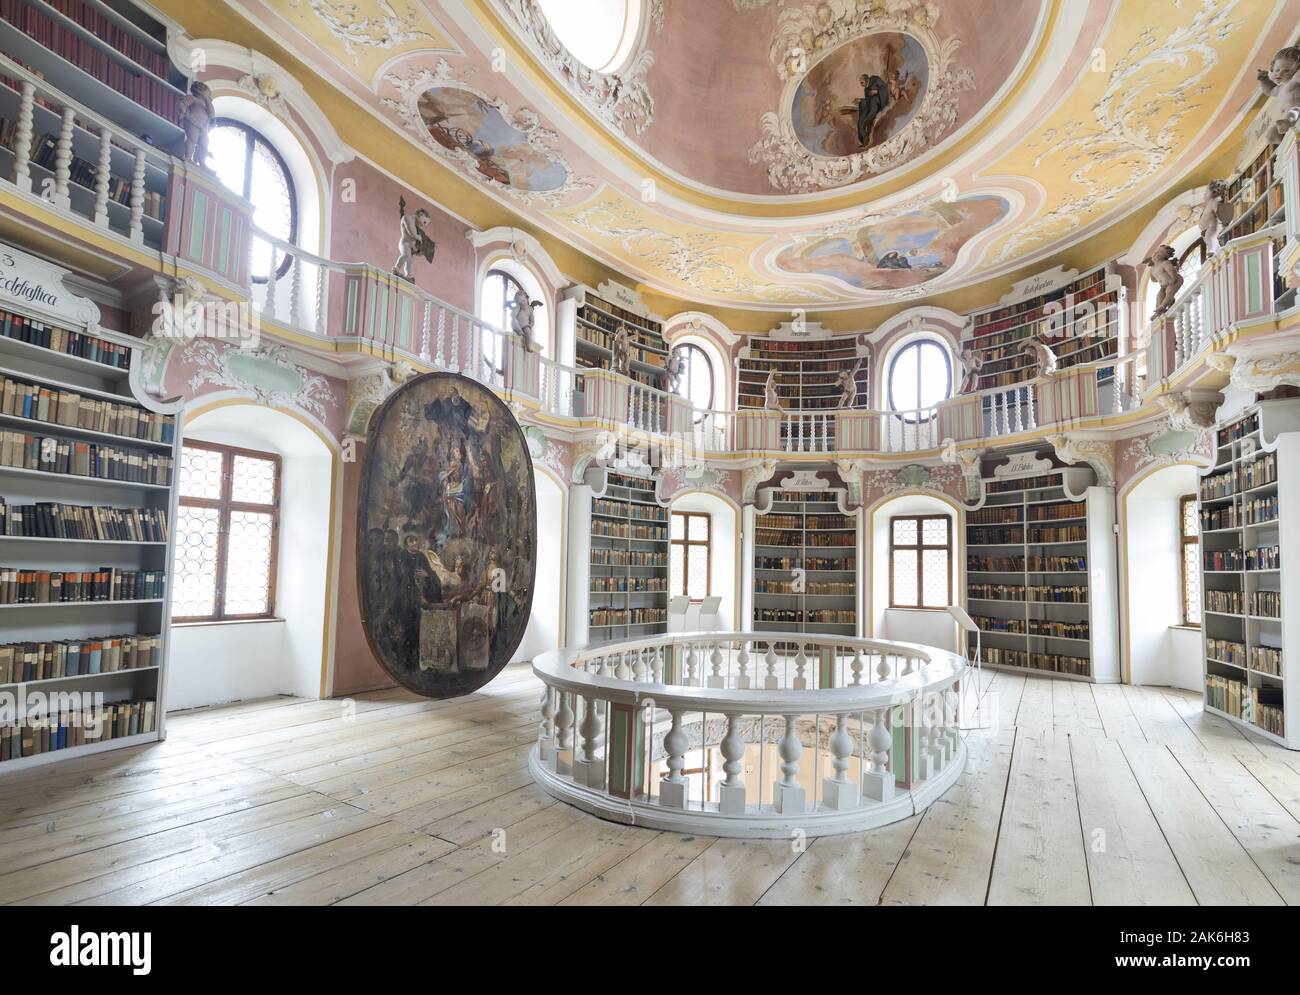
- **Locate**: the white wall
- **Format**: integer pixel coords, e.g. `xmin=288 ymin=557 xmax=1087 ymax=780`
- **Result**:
xmin=168 ymin=405 xmax=335 ymax=710
xmin=669 ymin=491 xmax=738 ymax=629
xmin=515 ymin=469 xmax=566 ymax=660
xmin=869 ymin=493 xmax=960 ymax=652
xmin=1123 ymin=464 xmax=1201 ymax=690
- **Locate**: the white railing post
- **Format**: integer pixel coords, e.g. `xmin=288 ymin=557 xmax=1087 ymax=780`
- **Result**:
xmin=574 ymin=696 xmax=605 ymax=788
xmin=552 ymin=691 xmax=574 ymax=775
xmin=764 ymin=643 xmax=779 ymax=689
xmin=538 ymin=687 xmax=555 ymax=765
xmin=128 ymin=149 xmax=146 ymax=242
xmin=773 ymin=714 xmax=804 ymax=814
xmin=52 ymin=106 xmax=75 ymax=210
xmin=862 ymin=708 xmax=895 ymax=801
xmin=92 ymin=127 xmax=112 ymax=227
xmin=13 ymin=82 xmax=35 ymax=193
xmin=718 ymin=712 xmax=747 ymax=814
xmin=289 ymin=254 xmax=303 ymax=328
xmin=659 ymin=707 xmax=688 ymax=808
xmin=822 ymin=713 xmax=859 ymax=809
xmin=735 ymin=640 xmax=750 ymax=689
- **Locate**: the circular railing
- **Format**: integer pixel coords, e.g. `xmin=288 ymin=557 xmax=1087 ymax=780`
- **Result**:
xmin=530 ymin=632 xmax=967 ymax=838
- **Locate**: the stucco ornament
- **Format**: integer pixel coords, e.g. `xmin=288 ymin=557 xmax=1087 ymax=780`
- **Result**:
xmin=346 ymin=361 xmax=417 ymax=437
xmin=186 ymin=340 xmax=334 ymax=420
xmin=497 ymin=0 xmax=659 ymax=136
xmin=742 ymin=460 xmax=780 ymax=504
xmin=863 ymin=461 xmax=962 ymax=499
xmin=381 ymin=61 xmax=593 ymax=209
xmin=1048 ymin=433 xmax=1114 ymax=486
xmin=1120 ymin=419 xmax=1212 ymax=473
xmin=834 ymin=458 xmax=866 ymax=507
xmin=1157 ymin=390 xmax=1220 ymax=431
xmin=749 ymin=1 xmax=974 ymax=191
xmin=571 ymin=432 xmax=619 ymax=484
xmin=288 ymin=0 xmax=435 ymax=60
xmin=1206 ymin=350 xmax=1300 ymax=393
xmin=236 ymin=73 xmax=290 ymax=117
xmin=952 ymin=446 xmax=985 ymax=502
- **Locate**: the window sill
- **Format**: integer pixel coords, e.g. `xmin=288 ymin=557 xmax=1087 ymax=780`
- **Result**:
xmin=173 ymin=617 xmax=285 ymax=628
xmin=887 ymin=606 xmax=951 ymax=613
xmin=1169 ymin=624 xmax=1201 ymax=632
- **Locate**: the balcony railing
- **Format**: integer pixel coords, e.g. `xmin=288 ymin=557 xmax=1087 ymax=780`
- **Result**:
xmin=531 ymin=631 xmax=967 ymax=837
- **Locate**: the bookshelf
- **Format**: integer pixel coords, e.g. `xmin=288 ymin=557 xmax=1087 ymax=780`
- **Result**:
xmin=0 ymin=0 xmax=185 ymax=146
xmin=962 ymin=266 xmax=1121 ymax=393
xmin=0 ymin=244 xmax=180 ymax=768
xmin=1199 ymin=399 xmax=1300 ymax=748
xmin=1221 ymin=144 xmax=1285 ymax=245
xmin=587 ymin=469 xmax=669 ymax=645
xmin=566 ymin=283 xmax=670 ymax=393
xmin=752 ymin=487 xmax=858 ymax=636
xmin=735 ymin=334 xmax=869 ymax=411
xmin=964 ymin=462 xmax=1119 ymax=682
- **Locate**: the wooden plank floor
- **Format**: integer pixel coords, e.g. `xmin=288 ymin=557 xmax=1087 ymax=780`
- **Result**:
xmin=1 ymin=663 xmax=1297 ymax=906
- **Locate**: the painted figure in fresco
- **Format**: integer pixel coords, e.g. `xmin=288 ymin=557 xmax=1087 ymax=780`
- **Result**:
xmin=1258 ymin=45 xmax=1300 ymax=142
xmin=958 ymin=347 xmax=985 ymax=394
xmin=395 ymin=197 xmax=436 ymax=281
xmin=180 ymin=81 xmax=215 ymax=166
xmin=1144 ymin=245 xmax=1184 ymax=321
xmin=1020 ymin=336 xmax=1059 ymax=379
xmin=509 ymin=286 xmax=542 ymax=351
xmin=439 ymin=438 xmax=474 ymax=537
xmin=877 ymin=250 xmax=912 ymax=269
xmin=851 ymin=73 xmax=891 ymax=147
xmin=836 ymin=360 xmax=864 ymax=409
xmin=1198 ymin=180 xmax=1233 ymax=253
xmin=764 ymin=369 xmax=783 ymax=412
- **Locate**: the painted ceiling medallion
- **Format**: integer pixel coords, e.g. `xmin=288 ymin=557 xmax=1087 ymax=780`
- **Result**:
xmin=287 ymin=0 xmax=435 ymax=59
xmin=381 ymin=61 xmax=592 ymax=207
xmin=773 ymin=194 xmax=1010 ymax=292
xmin=749 ymin=0 xmax=973 ymax=191
xmin=496 ymin=0 xmax=660 ymax=135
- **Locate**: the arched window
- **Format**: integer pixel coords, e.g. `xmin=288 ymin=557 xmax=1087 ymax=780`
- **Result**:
xmin=888 ymin=338 xmax=951 ymax=421
xmin=537 ymin=0 xmax=643 ymax=73
xmin=481 ymin=268 xmax=528 ymax=335
xmin=670 ymin=342 xmax=715 ymax=413
xmin=1178 ymin=238 xmax=1206 ymax=284
xmin=208 ymin=119 xmax=297 ymax=282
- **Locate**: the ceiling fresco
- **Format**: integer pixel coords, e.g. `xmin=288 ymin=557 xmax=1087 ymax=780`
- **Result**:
xmin=225 ymin=0 xmax=1298 ymax=311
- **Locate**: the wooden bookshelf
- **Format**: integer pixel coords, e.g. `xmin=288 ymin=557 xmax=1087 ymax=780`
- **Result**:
xmin=1199 ymin=400 xmax=1300 ymax=748
xmin=0 ymin=245 xmax=179 ymax=769
xmin=735 ymin=334 xmax=868 ymax=411
xmin=587 ymin=470 xmax=669 ymax=644
xmin=964 ymin=464 xmax=1119 ymax=682
xmin=568 ymin=283 xmax=671 ymax=393
xmin=752 ymin=488 xmax=857 ymax=636
xmin=1222 ymin=144 xmax=1285 ymax=245
xmin=962 ymin=267 xmax=1121 ymax=393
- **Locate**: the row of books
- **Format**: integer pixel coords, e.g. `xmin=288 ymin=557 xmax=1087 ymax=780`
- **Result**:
xmin=968 ymin=507 xmax=1021 ymax=525
xmin=973 ymin=615 xmax=1024 ymax=633
xmin=1205 ymin=589 xmax=1243 ymax=614
xmin=1251 ymin=644 xmax=1282 ymax=677
xmin=0 ymin=372 xmax=174 ymax=441
xmin=1218 ymin=413 xmax=1259 ymax=447
xmin=1029 ymin=619 xmax=1090 ymax=640
xmin=971 ymin=269 xmax=1108 ymax=331
xmin=0 ymin=499 xmax=166 ymax=541
xmin=1249 ymin=590 xmax=1281 ymax=618
xmin=738 ymin=359 xmax=866 ymax=375
xmin=754 ymin=608 xmax=856 ymax=624
xmin=1200 ymin=453 xmax=1277 ymax=500
xmin=579 ymin=296 xmax=663 ymax=337
xmin=44 ymin=0 xmax=172 ymax=77
xmin=978 ymin=645 xmax=1090 ymax=675
xmin=0 ymin=2 xmax=182 ymax=120
xmin=590 ymin=549 xmax=665 ymax=567
xmin=576 ymin=320 xmax=666 ymax=368
xmin=0 ymin=431 xmax=173 ymax=484
xmin=1027 ymin=502 xmax=1086 ymax=521
xmin=1204 ymin=545 xmax=1280 ymax=571
xmin=0 ymin=306 xmax=130 ymax=369
xmin=0 ymin=698 xmax=157 ymax=762
xmin=968 ymin=527 xmax=1023 ymax=545
xmin=0 ymin=566 xmax=162 ymax=603
xmin=746 ymin=338 xmax=862 ymax=357
xmin=754 ymin=556 xmax=856 ymax=571
xmin=1028 ymin=525 xmax=1087 ymax=544
xmin=18 ymin=129 xmax=166 ymax=220
xmin=971 ymin=339 xmax=1117 ymax=390
xmin=0 ymin=632 xmax=159 ymax=683
xmin=987 ymin=474 xmax=1062 ymax=494
xmin=590 ymin=576 xmax=667 ymax=592
xmin=588 ymin=607 xmax=667 ymax=627
xmin=592 ymin=498 xmax=667 ymax=522
xmin=591 ymin=521 xmax=666 ymax=540
xmin=1207 ymin=638 xmax=1247 ymax=666
xmin=967 ymin=554 xmax=1087 ymax=572
xmin=970 ymin=583 xmax=1088 ymax=603
xmin=1205 ymin=674 xmax=1282 ymax=734
xmin=755 ymin=580 xmax=854 ymax=595
xmin=971 ymin=315 xmax=1118 ymax=365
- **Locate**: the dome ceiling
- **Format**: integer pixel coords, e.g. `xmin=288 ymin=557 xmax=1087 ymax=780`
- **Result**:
xmin=235 ymin=0 xmax=1297 ymax=311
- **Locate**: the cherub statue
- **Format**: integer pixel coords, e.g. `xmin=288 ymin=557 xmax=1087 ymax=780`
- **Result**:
xmin=394 ymin=197 xmax=435 ymax=281
xmin=1143 ymin=244 xmax=1183 ymax=320
xmin=508 ymin=286 xmax=542 ymax=352
xmin=957 ymin=346 xmax=985 ymax=394
xmin=1258 ymin=45 xmax=1300 ymax=142
xmin=1020 ymin=335 xmax=1059 ymax=379
xmin=610 ymin=325 xmax=632 ymax=376
xmin=1198 ymin=180 xmax=1234 ymax=252
xmin=662 ymin=347 xmax=683 ymax=392
xmin=179 ymin=81 xmax=214 ymax=166
xmin=763 ymin=368 xmax=783 ymax=411
xmin=835 ymin=360 xmax=863 ymax=409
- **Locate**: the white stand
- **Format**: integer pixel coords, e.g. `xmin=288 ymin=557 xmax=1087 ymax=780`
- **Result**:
xmin=574 ymin=759 xmax=605 ymax=789
xmin=773 ymin=783 xmax=805 ymax=815
xmin=659 ymin=780 xmax=688 ymax=808
xmin=821 ymin=778 xmax=859 ymax=810
xmin=862 ymin=769 xmax=895 ymax=802
xmin=946 ymin=604 xmax=987 ymax=730
xmin=718 ymin=783 xmax=746 ymax=815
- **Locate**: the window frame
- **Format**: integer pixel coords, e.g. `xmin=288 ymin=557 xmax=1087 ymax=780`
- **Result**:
xmin=1179 ymin=494 xmax=1201 ymax=628
xmin=210 ymin=118 xmax=298 ymax=283
xmin=670 ymin=510 xmax=712 ymax=600
xmin=173 ymin=440 xmax=282 ymax=623
xmin=888 ymin=513 xmax=952 ymax=609
xmin=887 ymin=338 xmax=951 ymax=424
xmin=670 ymin=342 xmax=716 ymax=415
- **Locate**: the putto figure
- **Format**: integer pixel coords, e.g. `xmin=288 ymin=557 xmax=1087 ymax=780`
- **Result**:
xmin=611 ymin=325 xmax=632 ymax=376
xmin=1258 ymin=45 xmax=1300 ymax=142
xmin=764 ymin=368 xmax=783 ymax=411
xmin=395 ymin=197 xmax=436 ymax=281
xmin=836 ymin=360 xmax=864 ymax=409
xmin=180 ymin=81 xmax=214 ymax=166
xmin=1198 ymin=180 xmax=1233 ymax=252
xmin=1144 ymin=245 xmax=1184 ymax=320
xmin=958 ymin=347 xmax=985 ymax=394
xmin=508 ymin=286 xmax=542 ymax=352
xmin=1020 ymin=336 xmax=1059 ymax=379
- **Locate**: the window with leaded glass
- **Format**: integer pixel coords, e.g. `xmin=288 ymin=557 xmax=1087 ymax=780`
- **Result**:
xmin=670 ymin=511 xmax=711 ymax=599
xmin=173 ymin=441 xmax=281 ymax=621
xmin=890 ymin=514 xmax=951 ymax=608
xmin=1180 ymin=494 xmax=1201 ymax=627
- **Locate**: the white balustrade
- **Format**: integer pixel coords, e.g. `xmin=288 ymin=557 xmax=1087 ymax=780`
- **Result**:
xmin=530 ymin=631 xmax=965 ymax=837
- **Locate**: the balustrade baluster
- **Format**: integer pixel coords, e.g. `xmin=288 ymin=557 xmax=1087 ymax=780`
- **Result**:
xmin=13 ymin=82 xmax=34 ymax=193
xmin=764 ymin=643 xmax=779 ymax=689
xmin=918 ymin=695 xmax=938 ymax=779
xmin=685 ymin=642 xmax=700 ymax=686
xmin=659 ymin=708 xmax=688 ymax=808
xmin=773 ymin=714 xmax=805 ymax=814
xmin=552 ymin=691 xmax=574 ymax=775
xmin=92 ymin=128 xmax=111 ymax=227
xmin=822 ymin=713 xmax=859 ymax=809
xmin=850 ymin=647 xmax=864 ymax=685
xmin=862 ymin=708 xmax=895 ymax=801
xmin=128 ymin=149 xmax=146 ymax=242
xmin=575 ymin=696 xmax=605 ymax=787
xmin=793 ymin=643 xmax=808 ymax=690
xmin=315 ymin=264 xmax=327 ymax=335
xmin=735 ymin=640 xmax=750 ymax=689
xmin=718 ymin=713 xmax=747 ymax=814
xmin=707 ymin=642 xmax=725 ymax=688
xmin=289 ymin=255 xmax=303 ymax=328
xmin=537 ymin=687 xmax=555 ymax=765
xmin=451 ymin=313 xmax=460 ymax=371
xmin=52 ymin=107 xmax=74 ymax=210
xmin=263 ymin=247 xmax=279 ymax=320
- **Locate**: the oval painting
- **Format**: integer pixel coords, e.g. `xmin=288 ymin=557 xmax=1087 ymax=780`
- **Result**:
xmin=417 ymin=85 xmax=568 ymax=192
xmin=792 ymin=32 xmax=929 ymax=158
xmin=357 ymin=372 xmax=537 ymax=697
